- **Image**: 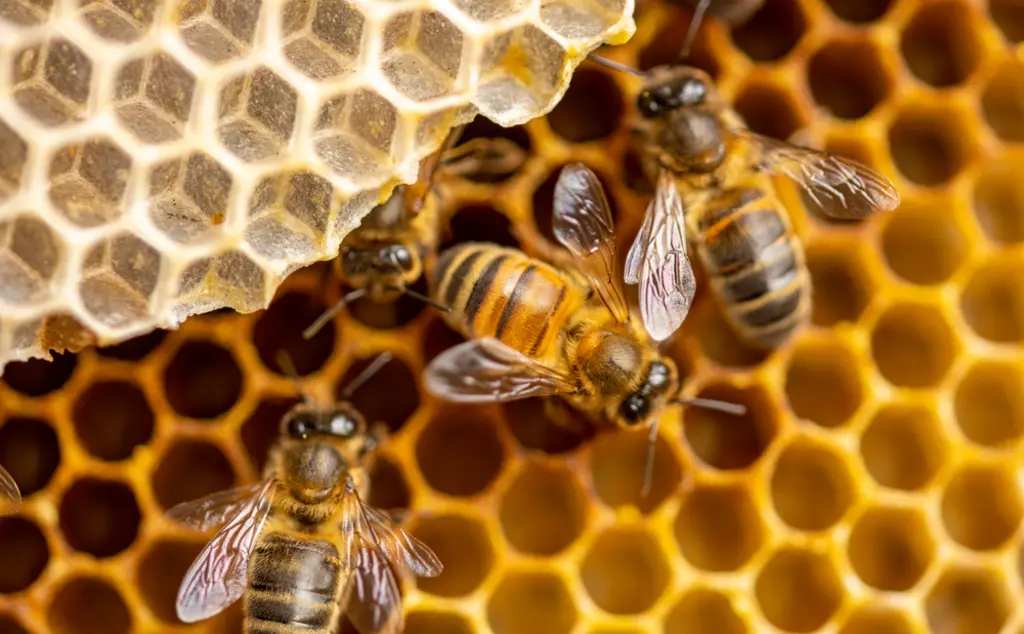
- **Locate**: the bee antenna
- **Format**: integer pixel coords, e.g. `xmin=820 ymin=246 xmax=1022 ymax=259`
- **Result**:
xmin=641 ymin=419 xmax=659 ymax=498
xmin=303 ymin=288 xmax=368 ymax=340
xmin=341 ymin=352 xmax=393 ymax=400
xmin=680 ymin=0 xmax=711 ymax=60
xmin=588 ymin=54 xmax=648 ymax=78
xmin=275 ymin=350 xmax=315 ymax=406
xmin=397 ymin=287 xmax=451 ymax=313
xmin=670 ymin=397 xmax=747 ymax=416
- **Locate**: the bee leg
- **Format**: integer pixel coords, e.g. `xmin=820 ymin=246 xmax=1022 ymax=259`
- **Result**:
xmin=543 ymin=398 xmax=586 ymax=435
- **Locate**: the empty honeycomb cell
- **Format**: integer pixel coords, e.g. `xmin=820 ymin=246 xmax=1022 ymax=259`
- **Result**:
xmin=2 ymin=353 xmax=75 ymax=395
xmin=163 ymin=340 xmax=242 ymax=419
xmin=447 ymin=0 xmax=527 ymax=23
xmin=870 ymin=302 xmax=958 ymax=388
xmin=79 ymin=0 xmax=156 ymax=42
xmin=0 ymin=417 xmax=60 ymax=496
xmin=808 ymin=38 xmax=890 ymax=119
xmin=823 ymin=0 xmax=891 ymax=23
xmin=683 ymin=384 xmax=777 ymax=470
xmin=941 ymin=464 xmax=1022 ymax=551
xmin=754 ymin=548 xmax=843 ymax=633
xmin=888 ymin=105 xmax=973 ymax=186
xmin=664 ymin=588 xmax=745 ymax=634
xmin=542 ymin=0 xmax=623 ymax=39
xmin=406 ymin=611 xmax=475 ymax=634
xmin=961 ymin=256 xmax=1024 ymax=342
xmin=488 ymin=571 xmax=577 ymax=634
xmin=972 ymin=158 xmax=1024 ymax=244
xmin=136 ymin=539 xmax=202 ymax=623
xmin=303 ymin=0 xmax=364 ymax=72
xmin=581 ymin=527 xmax=669 ymax=615
xmin=151 ymin=440 xmax=236 ymax=510
xmin=444 ymin=205 xmax=520 ymax=250
xmin=731 ymin=0 xmax=805 ymax=62
xmin=546 ymin=68 xmax=623 ymax=143
xmin=784 ymin=338 xmax=862 ymax=428
xmin=861 ymin=402 xmax=948 ymax=490
xmin=925 ymin=567 xmax=1011 ymax=634
xmin=589 ymin=429 xmax=682 ymax=513
xmin=981 ymin=61 xmax=1024 ymax=142
xmin=475 ymin=24 xmax=568 ymax=122
xmin=637 ymin=4 xmax=719 ymax=76
xmin=0 ymin=516 xmax=49 ymax=593
xmin=148 ymin=152 xmax=234 ymax=245
xmin=881 ymin=201 xmax=967 ymax=285
xmin=901 ymin=1 xmax=982 ymax=88
xmin=804 ymin=243 xmax=874 ymax=326
xmin=367 ymin=455 xmax=410 ymax=511
xmin=47 ymin=576 xmax=131 ymax=634
xmin=79 ymin=232 xmax=164 ymax=328
xmin=839 ymin=605 xmax=913 ymax=634
xmin=0 ymin=216 xmax=62 ymax=305
xmin=241 ymin=397 xmax=300 ymax=470
xmin=954 ymin=360 xmax=1024 ymax=447
xmin=337 ymin=355 xmax=419 ymax=433
xmin=411 ymin=514 xmax=493 ymax=597
xmin=72 ymin=380 xmax=153 ymax=461
xmin=500 ymin=460 xmax=585 ymax=556
xmin=176 ymin=0 xmax=256 ymax=62
xmin=380 ymin=10 xmax=464 ymax=102
xmin=0 ymin=117 xmax=27 ymax=200
xmin=12 ymin=38 xmax=92 ymax=126
xmin=253 ymin=292 xmax=334 ymax=376
xmin=245 ymin=171 xmax=333 ymax=264
xmin=733 ymin=79 xmax=805 ymax=141
xmin=503 ymin=399 xmax=587 ymax=455
xmin=848 ymin=506 xmax=935 ymax=591
xmin=0 ymin=615 xmax=28 ymax=634
xmin=48 ymin=138 xmax=132 ymax=227
xmin=416 ymin=412 xmax=504 ymax=497
xmin=218 ymin=67 xmax=298 ymax=162
xmin=674 ymin=483 xmax=764 ymax=572
xmin=990 ymin=0 xmax=1024 ymax=41
xmin=770 ymin=439 xmax=855 ymax=531
xmin=58 ymin=478 xmax=140 ymax=558
xmin=95 ymin=330 xmax=167 ymax=361
xmin=114 ymin=53 xmax=195 ymax=144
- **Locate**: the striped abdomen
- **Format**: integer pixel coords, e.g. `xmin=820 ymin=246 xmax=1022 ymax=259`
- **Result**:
xmin=432 ymin=244 xmax=582 ymax=359
xmin=695 ymin=188 xmax=809 ymax=349
xmin=245 ymin=532 xmax=342 ymax=633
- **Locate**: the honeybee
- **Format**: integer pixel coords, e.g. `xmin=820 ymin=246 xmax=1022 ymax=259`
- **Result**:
xmin=424 ymin=163 xmax=743 ymax=493
xmin=304 ymin=131 xmax=526 ymax=339
xmin=623 ymin=64 xmax=899 ymax=347
xmin=0 ymin=464 xmax=19 ymax=508
xmin=167 ymin=355 xmax=441 ymax=633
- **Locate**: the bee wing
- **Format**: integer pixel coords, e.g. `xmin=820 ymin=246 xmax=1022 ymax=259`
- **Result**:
xmin=626 ymin=171 xmax=696 ymax=342
xmin=175 ymin=480 xmax=275 ymax=623
xmin=424 ymin=338 xmax=577 ymax=403
xmin=166 ymin=481 xmax=270 ymax=531
xmin=361 ymin=505 xmax=442 ymax=578
xmin=0 ymin=465 xmax=21 ymax=506
xmin=738 ymin=129 xmax=900 ymax=219
xmin=439 ymin=137 xmax=528 ymax=179
xmin=552 ymin=163 xmax=631 ymax=325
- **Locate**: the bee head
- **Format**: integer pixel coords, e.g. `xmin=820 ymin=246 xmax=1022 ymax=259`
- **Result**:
xmin=637 ymin=66 xmax=711 ymax=118
xmin=617 ymin=359 xmax=679 ymax=427
xmin=279 ymin=403 xmax=371 ymax=500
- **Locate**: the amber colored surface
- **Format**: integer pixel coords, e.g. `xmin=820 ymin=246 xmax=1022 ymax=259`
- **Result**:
xmin=2 ymin=0 xmax=1024 ymax=633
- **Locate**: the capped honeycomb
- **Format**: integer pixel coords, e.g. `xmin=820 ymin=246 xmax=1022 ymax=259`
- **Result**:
xmin=0 ymin=0 xmax=635 ymax=369
xmin=3 ymin=0 xmax=1024 ymax=633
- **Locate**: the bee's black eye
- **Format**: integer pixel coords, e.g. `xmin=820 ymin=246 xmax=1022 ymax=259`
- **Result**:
xmin=392 ymin=245 xmax=414 ymax=271
xmin=328 ymin=414 xmax=356 ymax=438
xmin=619 ymin=394 xmax=648 ymax=426
xmin=287 ymin=416 xmax=315 ymax=440
xmin=637 ymin=77 xmax=707 ymax=118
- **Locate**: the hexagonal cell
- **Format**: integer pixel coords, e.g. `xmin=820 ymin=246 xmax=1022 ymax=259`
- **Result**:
xmin=77 ymin=0 xmax=159 ymax=42
xmin=683 ymin=384 xmax=778 ymax=470
xmin=545 ymin=0 xmax=625 ymax=39
xmin=151 ymin=439 xmax=236 ymax=510
xmin=2 ymin=352 xmax=75 ymax=396
xmin=755 ymin=548 xmax=843 ymax=633
xmin=245 ymin=169 xmax=336 ymax=262
xmin=972 ymin=155 xmax=1024 ymax=244
xmin=164 ymin=339 xmax=242 ymax=419
xmin=982 ymin=60 xmax=1024 ymax=142
xmin=137 ymin=539 xmax=202 ymax=623
xmin=0 ymin=117 xmax=27 ymax=201
xmin=961 ymin=255 xmax=1024 ymax=343
xmin=581 ymin=527 xmax=669 ymax=615
xmin=942 ymin=464 xmax=1022 ymax=551
xmin=252 ymin=292 xmax=333 ymax=377
xmin=503 ymin=398 xmax=587 ymax=455
xmin=11 ymin=38 xmax=93 ymax=125
xmin=47 ymin=577 xmax=131 ymax=634
xmin=72 ymin=380 xmax=153 ymax=461
xmin=0 ymin=516 xmax=49 ymax=592
xmin=784 ymin=338 xmax=863 ymax=428
xmin=675 ymin=483 xmax=764 ymax=571
xmin=991 ymin=0 xmax=1024 ymax=42
xmin=314 ymin=89 xmax=399 ymax=185
xmin=447 ymin=0 xmax=527 ymax=22
xmin=0 ymin=0 xmax=53 ymax=26
xmin=174 ymin=250 xmax=268 ymax=315
xmin=500 ymin=461 xmax=586 ymax=556
xmin=870 ymin=301 xmax=958 ymax=388
xmin=839 ymin=605 xmax=913 ymax=634
xmin=881 ymin=200 xmax=967 ymax=285
xmin=217 ymin=67 xmax=298 ymax=162
xmin=823 ymin=0 xmax=892 ymax=23
xmin=410 ymin=514 xmax=493 ymax=598
xmin=733 ymin=78 xmax=805 ymax=141
xmin=664 ymin=588 xmax=745 ymax=634
xmin=488 ymin=571 xmax=577 ymax=634
xmin=79 ymin=232 xmax=162 ymax=328
xmin=367 ymin=455 xmax=410 ymax=512
xmin=113 ymin=52 xmax=195 ymax=143
xmin=0 ymin=417 xmax=60 ymax=500
xmin=177 ymin=0 xmax=261 ymax=63
xmin=637 ymin=3 xmax=720 ymax=76
xmin=337 ymin=355 xmax=419 ymax=434
xmin=241 ymin=396 xmax=301 ymax=471
xmin=280 ymin=0 xmax=363 ymax=80
xmin=377 ymin=9 xmax=464 ymax=102
xmin=58 ymin=478 xmax=140 ymax=558
xmin=589 ymin=428 xmax=683 ymax=513
xmin=808 ymin=37 xmax=890 ymax=119
xmin=147 ymin=151 xmax=234 ymax=244
xmin=955 ymin=360 xmax=1024 ymax=447
xmin=732 ymin=0 xmax=806 ymax=62
xmin=926 ymin=567 xmax=1011 ymax=634
xmin=861 ymin=402 xmax=948 ymax=490
xmin=48 ymin=138 xmax=132 ymax=227
xmin=97 ymin=329 xmax=166 ymax=361
xmin=901 ymin=1 xmax=982 ymax=88
xmin=546 ymin=68 xmax=623 ymax=143
xmin=406 ymin=611 xmax=475 ymax=634
xmin=416 ymin=411 xmax=505 ymax=497
xmin=888 ymin=104 xmax=973 ymax=186
xmin=0 ymin=215 xmax=64 ymax=306
xmin=475 ymin=24 xmax=567 ymax=123
xmin=849 ymin=506 xmax=935 ymax=591
xmin=771 ymin=438 xmax=855 ymax=531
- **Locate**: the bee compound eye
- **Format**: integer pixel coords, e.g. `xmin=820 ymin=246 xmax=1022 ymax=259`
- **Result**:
xmin=328 ymin=414 xmax=356 ymax=438
xmin=681 ymin=78 xmax=707 ymax=106
xmin=287 ymin=416 xmax=314 ymax=439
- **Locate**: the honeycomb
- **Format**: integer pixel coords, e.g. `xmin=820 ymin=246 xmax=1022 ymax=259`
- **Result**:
xmin=0 ymin=0 xmax=635 ymax=369
xmin=3 ymin=0 xmax=1024 ymax=632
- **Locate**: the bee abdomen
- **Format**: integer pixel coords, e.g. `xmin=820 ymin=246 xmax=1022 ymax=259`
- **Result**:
xmin=245 ymin=533 xmax=341 ymax=633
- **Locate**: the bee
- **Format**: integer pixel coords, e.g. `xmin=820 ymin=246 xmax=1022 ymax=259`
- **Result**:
xmin=304 ymin=130 xmax=526 ymax=339
xmin=619 ymin=64 xmax=900 ymax=347
xmin=167 ymin=354 xmax=442 ymax=633
xmin=424 ymin=163 xmax=743 ymax=493
xmin=0 ymin=464 xmax=19 ymax=508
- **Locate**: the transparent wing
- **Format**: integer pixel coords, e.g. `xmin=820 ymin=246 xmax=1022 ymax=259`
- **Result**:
xmin=0 ymin=465 xmax=21 ymax=506
xmin=424 ymin=338 xmax=577 ymax=403
xmin=625 ymin=171 xmax=696 ymax=341
xmin=552 ymin=162 xmax=631 ymax=325
xmin=361 ymin=505 xmax=442 ymax=578
xmin=167 ymin=482 xmax=269 ymax=531
xmin=439 ymin=138 xmax=528 ymax=179
xmin=739 ymin=129 xmax=900 ymax=219
xmin=175 ymin=480 xmax=275 ymax=623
